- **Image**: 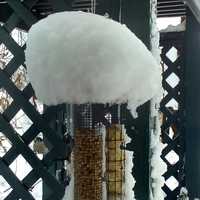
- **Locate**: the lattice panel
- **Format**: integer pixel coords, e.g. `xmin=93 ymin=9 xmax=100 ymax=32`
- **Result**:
xmin=160 ymin=32 xmax=185 ymax=199
xmin=0 ymin=1 xmax=74 ymax=199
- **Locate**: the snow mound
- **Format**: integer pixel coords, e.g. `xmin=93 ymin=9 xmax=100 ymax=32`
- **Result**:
xmin=160 ymin=20 xmax=186 ymax=33
xmin=25 ymin=11 xmax=161 ymax=114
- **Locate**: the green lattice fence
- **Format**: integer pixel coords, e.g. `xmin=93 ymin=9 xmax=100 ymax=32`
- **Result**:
xmin=0 ymin=1 xmax=74 ymax=199
xmin=160 ymin=31 xmax=185 ymax=199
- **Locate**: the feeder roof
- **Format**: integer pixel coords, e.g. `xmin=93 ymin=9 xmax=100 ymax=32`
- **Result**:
xmin=157 ymin=0 xmax=186 ymax=18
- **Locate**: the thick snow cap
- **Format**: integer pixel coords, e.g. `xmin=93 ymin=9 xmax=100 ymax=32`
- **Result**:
xmin=25 ymin=11 xmax=161 ymax=114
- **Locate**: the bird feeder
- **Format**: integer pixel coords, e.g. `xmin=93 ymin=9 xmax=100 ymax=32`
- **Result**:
xmin=25 ymin=11 xmax=161 ymax=200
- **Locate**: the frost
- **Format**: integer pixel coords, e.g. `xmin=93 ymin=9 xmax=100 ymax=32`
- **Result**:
xmin=100 ymin=125 xmax=107 ymax=200
xmin=177 ymin=187 xmax=189 ymax=200
xmin=150 ymin=124 xmax=167 ymax=199
xmin=149 ymin=98 xmax=167 ymax=200
xmin=149 ymin=1 xmax=167 ymax=199
xmin=150 ymin=0 xmax=161 ymax=64
xmin=25 ymin=11 xmax=161 ymax=116
xmin=124 ymin=126 xmax=136 ymax=200
xmin=62 ymin=161 xmax=74 ymax=200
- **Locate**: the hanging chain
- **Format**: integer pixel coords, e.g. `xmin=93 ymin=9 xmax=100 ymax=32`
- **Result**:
xmin=91 ymin=0 xmax=96 ymax=13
